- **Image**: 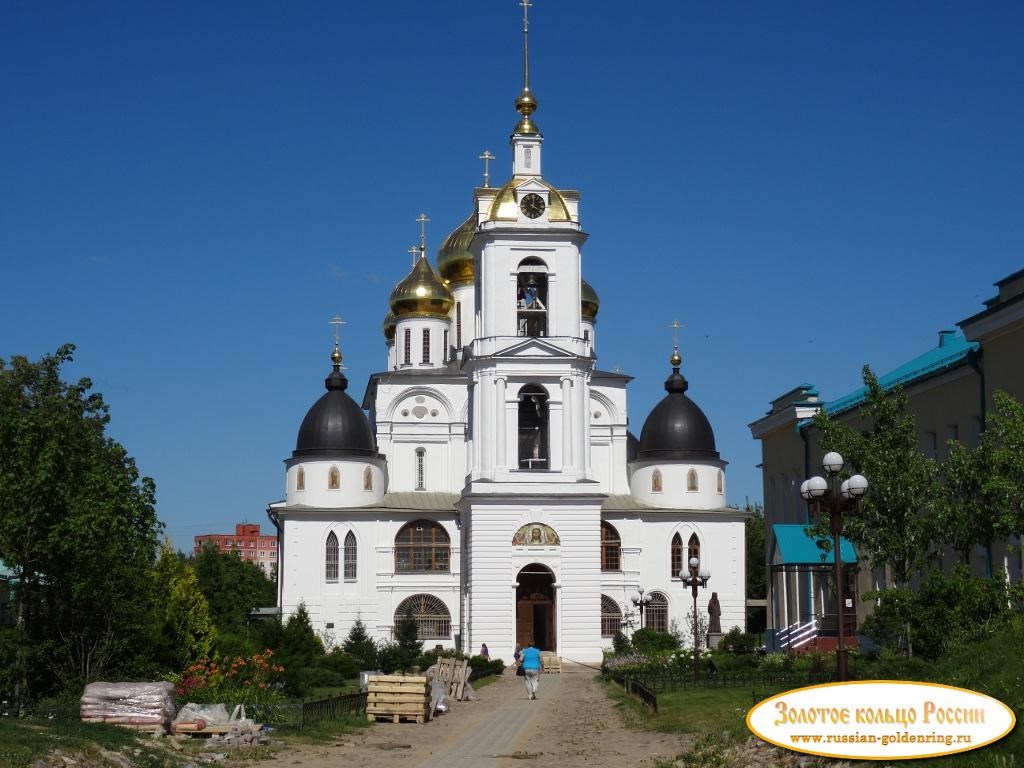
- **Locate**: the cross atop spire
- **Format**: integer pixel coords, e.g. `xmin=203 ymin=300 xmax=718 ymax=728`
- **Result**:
xmin=479 ymin=149 xmax=495 ymax=187
xmin=513 ymin=0 xmax=539 ymax=136
xmin=668 ymin=319 xmax=684 ymax=367
xmin=329 ymin=314 xmax=347 ymax=370
xmin=407 ymin=245 xmax=420 ymax=269
xmin=416 ymin=212 xmax=430 ymax=258
xmin=520 ymin=0 xmax=532 ymax=91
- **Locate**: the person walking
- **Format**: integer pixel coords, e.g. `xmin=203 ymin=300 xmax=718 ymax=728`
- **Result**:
xmin=480 ymin=643 xmax=490 ymax=659
xmin=518 ymin=640 xmax=543 ymax=700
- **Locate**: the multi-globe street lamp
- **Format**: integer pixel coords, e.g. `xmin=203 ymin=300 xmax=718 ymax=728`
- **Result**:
xmin=799 ymin=451 xmax=868 ymax=682
xmin=631 ymin=587 xmax=652 ymax=629
xmin=680 ymin=556 xmax=710 ymax=683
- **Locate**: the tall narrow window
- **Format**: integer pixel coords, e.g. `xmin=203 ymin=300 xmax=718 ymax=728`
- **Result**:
xmin=415 ymin=448 xmax=426 ymax=490
xmin=328 ymin=466 xmax=340 ymax=490
xmin=325 ymin=532 xmax=339 ymax=582
xmin=687 ymin=468 xmax=698 ymax=492
xmin=652 ymin=468 xmax=663 ymax=493
xmin=516 ymin=258 xmax=548 ymax=337
xmin=403 ymin=328 xmax=412 ymax=365
xmin=716 ymin=470 xmax=723 ymax=494
xmin=583 ymin=329 xmax=590 ymax=344
xmin=601 ymin=522 xmax=621 ymax=572
xmin=296 ymin=466 xmax=305 ymax=491
xmin=518 ymin=384 xmax=549 ymax=469
xmin=443 ymin=330 xmax=449 ymax=362
xmin=688 ymin=534 xmax=700 ymax=577
xmin=363 ymin=466 xmax=373 ymax=491
xmin=456 ymin=302 xmax=462 ymax=348
xmin=645 ymin=592 xmax=668 ymax=633
xmin=343 ymin=531 xmax=357 ymax=579
xmin=422 ymin=328 xmax=431 ymax=364
xmin=671 ymin=533 xmax=683 ymax=578
xmin=601 ymin=595 xmax=622 ymax=637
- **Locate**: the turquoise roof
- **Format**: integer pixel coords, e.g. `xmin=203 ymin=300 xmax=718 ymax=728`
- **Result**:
xmin=821 ymin=331 xmax=979 ymax=418
xmin=772 ymin=524 xmax=857 ymax=565
xmin=0 ymin=560 xmax=14 ymax=580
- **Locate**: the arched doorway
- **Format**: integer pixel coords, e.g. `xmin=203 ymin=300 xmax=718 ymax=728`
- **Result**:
xmin=516 ymin=563 xmax=555 ymax=651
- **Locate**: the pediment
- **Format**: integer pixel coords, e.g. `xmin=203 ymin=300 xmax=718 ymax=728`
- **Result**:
xmin=493 ymin=337 xmax=575 ymax=359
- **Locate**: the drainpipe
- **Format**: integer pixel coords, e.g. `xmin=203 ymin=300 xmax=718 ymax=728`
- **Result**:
xmin=967 ymin=347 xmax=985 ymax=432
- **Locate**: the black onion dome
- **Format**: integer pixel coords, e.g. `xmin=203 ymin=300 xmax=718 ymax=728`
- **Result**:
xmin=294 ymin=364 xmax=377 ymax=458
xmin=637 ymin=366 xmax=719 ymax=460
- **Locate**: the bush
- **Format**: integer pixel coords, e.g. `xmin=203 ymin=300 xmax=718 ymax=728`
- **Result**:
xmin=611 ymin=631 xmax=630 ymax=655
xmin=630 ymin=628 xmax=679 ymax=654
xmin=719 ymin=626 xmax=758 ymax=653
xmin=172 ymin=650 xmax=288 ymax=709
xmin=322 ymin=647 xmax=361 ymax=679
xmin=468 ymin=654 xmax=505 ymax=678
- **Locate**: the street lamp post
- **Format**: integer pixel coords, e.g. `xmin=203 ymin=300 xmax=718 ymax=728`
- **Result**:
xmin=631 ymin=588 xmax=652 ymax=630
xmin=680 ymin=557 xmax=710 ymax=683
xmin=799 ymin=451 xmax=868 ymax=682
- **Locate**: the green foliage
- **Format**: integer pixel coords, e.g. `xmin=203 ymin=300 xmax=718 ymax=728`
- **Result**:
xmin=719 ymin=626 xmax=758 ymax=653
xmin=192 ymin=541 xmax=276 ymax=637
xmin=468 ymin=654 xmax=506 ymax=677
xmin=377 ymin=608 xmax=423 ymax=672
xmin=862 ymin=566 xmax=1016 ymax=659
xmin=0 ymin=345 xmax=164 ymax=698
xmin=341 ymin=618 xmax=378 ymax=669
xmin=630 ymin=627 xmax=679 ymax=654
xmin=611 ymin=630 xmax=631 ymax=655
xmin=172 ymin=649 xmax=288 ymax=716
xmin=322 ymin=647 xmax=361 ymax=679
xmin=151 ymin=540 xmax=216 ymax=669
xmin=812 ymin=366 xmax=938 ymax=585
xmin=374 ymin=641 xmax=405 ymax=674
xmin=276 ymin=603 xmax=325 ymax=689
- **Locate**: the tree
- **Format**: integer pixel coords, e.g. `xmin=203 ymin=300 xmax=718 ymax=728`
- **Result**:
xmin=342 ymin=618 xmax=377 ymax=669
xmin=0 ymin=345 xmax=163 ymax=698
xmin=277 ymin=603 xmax=324 ymax=692
xmin=393 ymin=608 xmax=423 ymax=670
xmin=151 ymin=541 xmax=216 ymax=669
xmin=744 ymin=500 xmax=767 ymax=634
xmin=192 ymin=541 xmax=276 ymax=640
xmin=812 ymin=366 xmax=938 ymax=587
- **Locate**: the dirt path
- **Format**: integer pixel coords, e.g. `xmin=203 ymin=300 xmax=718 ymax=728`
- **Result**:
xmin=254 ymin=664 xmax=688 ymax=768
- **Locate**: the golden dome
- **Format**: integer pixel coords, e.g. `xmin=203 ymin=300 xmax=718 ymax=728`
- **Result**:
xmin=437 ymin=212 xmax=477 ymax=285
xmin=581 ymin=279 xmax=600 ymax=322
xmin=389 ymin=257 xmax=454 ymax=319
xmin=514 ymin=88 xmax=540 ymax=136
xmin=382 ymin=311 xmax=396 ymax=343
xmin=487 ymin=177 xmax=572 ymax=222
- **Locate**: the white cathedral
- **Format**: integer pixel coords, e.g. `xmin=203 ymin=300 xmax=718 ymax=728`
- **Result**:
xmin=268 ymin=9 xmax=748 ymax=664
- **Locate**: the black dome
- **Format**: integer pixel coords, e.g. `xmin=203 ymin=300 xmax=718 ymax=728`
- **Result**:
xmin=294 ymin=367 xmax=377 ymax=458
xmin=637 ymin=367 xmax=719 ymax=460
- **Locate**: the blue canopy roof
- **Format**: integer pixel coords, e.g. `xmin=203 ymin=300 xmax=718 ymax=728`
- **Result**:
xmin=771 ymin=524 xmax=857 ymax=565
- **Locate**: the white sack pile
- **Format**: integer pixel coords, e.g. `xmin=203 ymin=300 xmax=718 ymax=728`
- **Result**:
xmin=80 ymin=681 xmax=176 ymax=732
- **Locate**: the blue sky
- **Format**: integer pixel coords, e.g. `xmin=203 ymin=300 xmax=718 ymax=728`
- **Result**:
xmin=3 ymin=1 xmax=1022 ymax=551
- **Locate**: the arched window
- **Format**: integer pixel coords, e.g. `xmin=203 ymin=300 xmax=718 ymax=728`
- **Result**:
xmin=325 ymin=532 xmax=339 ymax=582
xmin=328 ymin=466 xmax=340 ymax=490
xmin=645 ymin=592 xmax=669 ymax=633
xmin=671 ymin=533 xmax=683 ymax=578
xmin=716 ymin=470 xmax=723 ymax=494
xmin=652 ymin=468 xmax=663 ymax=493
xmin=343 ymin=531 xmax=357 ymax=579
xmin=415 ymin=448 xmax=426 ymax=490
xmin=601 ymin=521 xmax=621 ymax=572
xmin=516 ymin=257 xmax=548 ymax=337
xmin=363 ymin=466 xmax=373 ymax=491
xmin=296 ymin=466 xmax=305 ymax=491
xmin=518 ymin=384 xmax=549 ymax=470
xmin=601 ymin=595 xmax=623 ymax=637
xmin=394 ymin=593 xmax=451 ymax=639
xmin=395 ymin=520 xmax=450 ymax=573
xmin=688 ymin=533 xmax=701 ymax=577
xmin=687 ymin=468 xmax=698 ymax=492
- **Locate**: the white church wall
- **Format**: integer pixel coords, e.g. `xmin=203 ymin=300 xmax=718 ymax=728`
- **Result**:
xmin=629 ymin=460 xmax=727 ymax=510
xmin=394 ymin=316 xmax=451 ymax=369
xmin=450 ymin=284 xmax=475 ymax=351
xmin=285 ymin=458 xmax=386 ymax=507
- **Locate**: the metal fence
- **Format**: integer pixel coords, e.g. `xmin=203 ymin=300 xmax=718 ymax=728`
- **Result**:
xmin=298 ymin=691 xmax=368 ymax=729
xmin=608 ymin=669 xmax=834 ymax=711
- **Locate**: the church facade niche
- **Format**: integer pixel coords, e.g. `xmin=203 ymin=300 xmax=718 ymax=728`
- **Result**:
xmin=517 ymin=384 xmax=549 ymax=469
xmin=516 ymin=258 xmax=548 ymax=337
xmin=328 ymin=465 xmax=340 ymax=490
xmin=512 ymin=522 xmax=560 ymax=546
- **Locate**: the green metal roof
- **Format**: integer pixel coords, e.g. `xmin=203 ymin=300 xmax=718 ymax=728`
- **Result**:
xmin=771 ymin=524 xmax=857 ymax=565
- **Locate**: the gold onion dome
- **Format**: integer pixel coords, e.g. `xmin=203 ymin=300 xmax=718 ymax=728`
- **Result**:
xmin=437 ymin=213 xmax=477 ymax=285
xmin=514 ymin=88 xmax=540 ymax=136
xmin=382 ymin=311 xmax=396 ymax=343
xmin=581 ymin=279 xmax=600 ymax=322
xmin=389 ymin=256 xmax=454 ymax=319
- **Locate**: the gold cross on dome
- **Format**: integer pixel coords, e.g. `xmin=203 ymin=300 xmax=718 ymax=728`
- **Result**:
xmin=329 ymin=314 xmax=346 ymax=347
xmin=407 ymin=245 xmax=420 ymax=268
xmin=416 ymin=212 xmax=430 ymax=255
xmin=479 ymin=149 xmax=495 ymax=188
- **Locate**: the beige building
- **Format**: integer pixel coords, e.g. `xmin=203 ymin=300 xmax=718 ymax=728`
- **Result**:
xmin=749 ymin=268 xmax=1024 ymax=651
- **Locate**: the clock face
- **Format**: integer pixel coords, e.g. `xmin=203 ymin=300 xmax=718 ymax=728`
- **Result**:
xmin=520 ymin=193 xmax=546 ymax=219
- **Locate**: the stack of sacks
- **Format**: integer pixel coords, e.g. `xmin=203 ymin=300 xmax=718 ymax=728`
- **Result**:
xmin=80 ymin=682 xmax=176 ymax=733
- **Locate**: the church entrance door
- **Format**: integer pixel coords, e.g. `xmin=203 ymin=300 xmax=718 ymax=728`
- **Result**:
xmin=515 ymin=563 xmax=555 ymax=651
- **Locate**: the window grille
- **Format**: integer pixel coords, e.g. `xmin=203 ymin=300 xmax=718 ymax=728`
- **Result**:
xmin=601 ymin=595 xmax=622 ymax=637
xmin=601 ymin=521 xmax=621 ymax=572
xmin=645 ymin=592 xmax=669 ymax=633
xmin=394 ymin=520 xmax=450 ymax=573
xmin=325 ymin=532 xmax=339 ymax=582
xmin=343 ymin=531 xmax=357 ymax=579
xmin=671 ymin=533 xmax=683 ymax=578
xmin=415 ymin=448 xmax=425 ymax=490
xmin=403 ymin=328 xmax=412 ymax=365
xmin=394 ymin=593 xmax=451 ymax=639
xmin=422 ymin=328 xmax=430 ymax=364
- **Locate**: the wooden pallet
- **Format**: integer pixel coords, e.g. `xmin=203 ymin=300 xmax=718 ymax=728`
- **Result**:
xmin=541 ymin=653 xmax=562 ymax=673
xmin=435 ymin=656 xmax=469 ymax=700
xmin=366 ymin=674 xmax=431 ymax=724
